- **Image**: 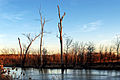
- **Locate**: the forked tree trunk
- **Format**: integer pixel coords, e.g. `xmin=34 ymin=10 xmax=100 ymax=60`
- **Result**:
xmin=57 ymin=5 xmax=66 ymax=72
xmin=18 ymin=33 xmax=40 ymax=68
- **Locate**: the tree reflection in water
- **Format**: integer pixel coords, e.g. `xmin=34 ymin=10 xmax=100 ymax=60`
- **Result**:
xmin=4 ymin=67 xmax=120 ymax=80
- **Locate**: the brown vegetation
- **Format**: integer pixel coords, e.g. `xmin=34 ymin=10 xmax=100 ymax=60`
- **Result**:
xmin=0 ymin=50 xmax=119 ymax=69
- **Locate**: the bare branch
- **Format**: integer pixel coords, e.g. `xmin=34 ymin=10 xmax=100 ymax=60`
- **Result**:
xmin=24 ymin=33 xmax=33 ymax=42
xmin=57 ymin=5 xmax=61 ymax=19
xmin=18 ymin=37 xmax=22 ymax=55
xmin=56 ymin=34 xmax=60 ymax=39
xmin=58 ymin=23 xmax=60 ymax=32
xmin=61 ymin=12 xmax=66 ymax=20
xmin=34 ymin=18 xmax=52 ymax=23
xmin=32 ymin=33 xmax=41 ymax=42
xmin=39 ymin=10 xmax=43 ymax=29
xmin=42 ymin=18 xmax=45 ymax=28
xmin=22 ymin=33 xmax=41 ymax=67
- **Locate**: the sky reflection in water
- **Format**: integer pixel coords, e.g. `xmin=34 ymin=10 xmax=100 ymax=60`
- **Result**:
xmin=4 ymin=67 xmax=120 ymax=80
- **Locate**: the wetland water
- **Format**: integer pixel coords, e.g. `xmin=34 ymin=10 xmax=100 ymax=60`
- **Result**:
xmin=4 ymin=67 xmax=120 ymax=80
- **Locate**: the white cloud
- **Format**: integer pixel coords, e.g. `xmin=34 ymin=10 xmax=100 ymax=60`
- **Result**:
xmin=81 ymin=20 xmax=102 ymax=32
xmin=1 ymin=13 xmax=23 ymax=22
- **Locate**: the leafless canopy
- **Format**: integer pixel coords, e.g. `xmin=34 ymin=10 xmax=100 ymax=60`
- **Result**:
xmin=57 ymin=5 xmax=66 ymax=33
xmin=65 ymin=37 xmax=73 ymax=54
xmin=18 ymin=33 xmax=40 ymax=67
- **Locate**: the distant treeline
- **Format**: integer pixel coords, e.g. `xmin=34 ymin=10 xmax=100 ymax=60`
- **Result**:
xmin=0 ymin=51 xmax=119 ymax=68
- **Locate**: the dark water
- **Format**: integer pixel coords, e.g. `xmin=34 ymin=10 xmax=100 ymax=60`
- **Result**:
xmin=4 ymin=67 xmax=120 ymax=80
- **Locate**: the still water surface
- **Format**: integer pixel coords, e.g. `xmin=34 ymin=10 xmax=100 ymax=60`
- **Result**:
xmin=4 ymin=67 xmax=120 ymax=80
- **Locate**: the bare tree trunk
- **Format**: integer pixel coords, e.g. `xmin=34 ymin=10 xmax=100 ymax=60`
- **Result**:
xmin=39 ymin=12 xmax=45 ymax=67
xmin=40 ymin=33 xmax=43 ymax=67
xmin=60 ymin=35 xmax=63 ymax=66
xmin=57 ymin=5 xmax=66 ymax=70
xmin=18 ymin=38 xmax=22 ymax=66
xmin=22 ymin=43 xmax=32 ymax=67
xmin=117 ymin=44 xmax=119 ymax=62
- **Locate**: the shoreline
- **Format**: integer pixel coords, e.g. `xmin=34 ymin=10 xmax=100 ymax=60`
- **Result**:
xmin=4 ymin=65 xmax=120 ymax=70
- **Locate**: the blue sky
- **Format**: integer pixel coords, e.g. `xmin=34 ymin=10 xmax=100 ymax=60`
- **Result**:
xmin=0 ymin=0 xmax=120 ymax=52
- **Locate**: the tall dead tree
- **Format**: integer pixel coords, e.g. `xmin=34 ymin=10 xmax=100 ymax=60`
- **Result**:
xmin=18 ymin=38 xmax=22 ymax=64
xmin=18 ymin=33 xmax=40 ymax=67
xmin=39 ymin=11 xmax=46 ymax=67
xmin=57 ymin=5 xmax=66 ymax=69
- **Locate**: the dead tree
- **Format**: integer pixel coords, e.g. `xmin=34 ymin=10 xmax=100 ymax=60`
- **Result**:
xmin=65 ymin=37 xmax=72 ymax=54
xmin=99 ymin=45 xmax=104 ymax=63
xmin=115 ymin=35 xmax=120 ymax=61
xmin=79 ymin=42 xmax=86 ymax=65
xmin=86 ymin=42 xmax=95 ymax=65
xmin=18 ymin=33 xmax=40 ymax=67
xmin=39 ymin=11 xmax=46 ymax=67
xmin=1 ymin=48 xmax=9 ymax=54
xmin=57 ymin=5 xmax=66 ymax=69
xmin=65 ymin=37 xmax=72 ymax=67
xmin=18 ymin=38 xmax=23 ymax=64
xmin=108 ymin=46 xmax=113 ymax=62
xmin=10 ymin=48 xmax=16 ymax=54
xmin=104 ymin=47 xmax=108 ymax=62
xmin=72 ymin=42 xmax=79 ymax=66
